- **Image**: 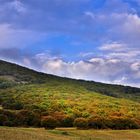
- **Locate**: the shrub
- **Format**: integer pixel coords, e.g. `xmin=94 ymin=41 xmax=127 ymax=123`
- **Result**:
xmin=2 ymin=99 xmax=23 ymax=110
xmin=16 ymin=110 xmax=41 ymax=126
xmin=52 ymin=112 xmax=74 ymax=127
xmin=73 ymin=118 xmax=88 ymax=129
xmin=61 ymin=115 xmax=74 ymax=127
xmin=88 ymin=117 xmax=140 ymax=130
xmin=3 ymin=121 xmax=14 ymax=127
xmin=0 ymin=114 xmax=8 ymax=126
xmin=88 ymin=118 xmax=107 ymax=129
xmin=12 ymin=102 xmax=24 ymax=110
xmin=33 ymin=109 xmax=42 ymax=115
xmin=2 ymin=110 xmax=17 ymax=126
xmin=109 ymin=118 xmax=140 ymax=130
xmin=41 ymin=116 xmax=58 ymax=129
xmin=41 ymin=111 xmax=49 ymax=116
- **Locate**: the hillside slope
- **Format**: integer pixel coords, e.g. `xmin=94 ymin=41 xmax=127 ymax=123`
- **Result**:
xmin=0 ymin=60 xmax=140 ymax=129
xmin=0 ymin=60 xmax=140 ymax=101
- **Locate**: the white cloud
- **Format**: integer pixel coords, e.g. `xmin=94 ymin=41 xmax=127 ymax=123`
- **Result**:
xmin=0 ymin=0 xmax=26 ymax=14
xmin=83 ymin=11 xmax=140 ymax=46
xmin=108 ymin=51 xmax=140 ymax=60
xmin=131 ymin=62 xmax=140 ymax=78
xmin=0 ymin=24 xmax=46 ymax=48
xmin=79 ymin=52 xmax=94 ymax=58
xmin=10 ymin=0 xmax=26 ymax=13
xmin=98 ymin=42 xmax=140 ymax=62
xmin=108 ymin=13 xmax=140 ymax=44
xmin=112 ymin=76 xmax=128 ymax=85
xmin=131 ymin=62 xmax=140 ymax=71
xmin=84 ymin=11 xmax=95 ymax=19
xmin=34 ymin=53 xmax=140 ymax=87
xmin=100 ymin=42 xmax=127 ymax=52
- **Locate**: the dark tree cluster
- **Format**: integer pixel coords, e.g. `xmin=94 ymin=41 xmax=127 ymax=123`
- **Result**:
xmin=0 ymin=109 xmax=139 ymax=130
xmin=0 ymin=110 xmax=40 ymax=127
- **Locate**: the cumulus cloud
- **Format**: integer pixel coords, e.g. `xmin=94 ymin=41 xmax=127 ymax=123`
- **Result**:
xmin=32 ymin=52 xmax=140 ymax=87
xmin=109 ymin=13 xmax=140 ymax=44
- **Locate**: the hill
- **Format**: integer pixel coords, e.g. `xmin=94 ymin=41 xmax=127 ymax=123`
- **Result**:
xmin=0 ymin=60 xmax=140 ymax=101
xmin=0 ymin=59 xmax=140 ymax=129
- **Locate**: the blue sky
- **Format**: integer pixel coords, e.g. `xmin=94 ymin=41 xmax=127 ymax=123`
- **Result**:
xmin=0 ymin=0 xmax=140 ymax=87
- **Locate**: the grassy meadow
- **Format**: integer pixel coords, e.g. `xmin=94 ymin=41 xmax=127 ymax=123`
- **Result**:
xmin=0 ymin=127 xmax=140 ymax=140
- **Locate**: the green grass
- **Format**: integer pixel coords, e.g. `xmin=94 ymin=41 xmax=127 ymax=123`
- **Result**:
xmin=0 ymin=127 xmax=140 ymax=140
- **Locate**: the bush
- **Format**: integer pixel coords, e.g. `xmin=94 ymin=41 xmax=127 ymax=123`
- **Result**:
xmin=88 ymin=118 xmax=106 ymax=129
xmin=12 ymin=102 xmax=24 ymax=110
xmin=3 ymin=121 xmax=14 ymax=127
xmin=88 ymin=117 xmax=140 ymax=130
xmin=108 ymin=118 xmax=140 ymax=130
xmin=73 ymin=118 xmax=88 ymax=129
xmin=41 ymin=116 xmax=58 ymax=129
xmin=0 ymin=114 xmax=8 ymax=126
xmin=0 ymin=110 xmax=17 ymax=126
xmin=16 ymin=110 xmax=41 ymax=126
xmin=52 ymin=112 xmax=74 ymax=127
xmin=2 ymin=99 xmax=23 ymax=110
xmin=61 ymin=115 xmax=74 ymax=127
xmin=0 ymin=109 xmax=41 ymax=127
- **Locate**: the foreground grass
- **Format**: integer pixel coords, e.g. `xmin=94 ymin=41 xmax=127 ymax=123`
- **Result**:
xmin=0 ymin=127 xmax=140 ymax=140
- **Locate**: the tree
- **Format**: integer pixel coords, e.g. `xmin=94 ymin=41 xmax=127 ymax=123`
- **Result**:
xmin=73 ymin=118 xmax=88 ymax=129
xmin=0 ymin=114 xmax=8 ymax=126
xmin=16 ymin=110 xmax=40 ymax=126
xmin=61 ymin=115 xmax=74 ymax=127
xmin=52 ymin=112 xmax=74 ymax=127
xmin=41 ymin=116 xmax=58 ymax=129
xmin=88 ymin=118 xmax=106 ymax=129
xmin=109 ymin=118 xmax=140 ymax=130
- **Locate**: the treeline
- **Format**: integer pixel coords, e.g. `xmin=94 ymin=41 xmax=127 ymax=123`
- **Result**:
xmin=0 ymin=109 xmax=139 ymax=130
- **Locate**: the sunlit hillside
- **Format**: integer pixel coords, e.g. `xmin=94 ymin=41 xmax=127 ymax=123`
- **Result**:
xmin=0 ymin=60 xmax=140 ymax=129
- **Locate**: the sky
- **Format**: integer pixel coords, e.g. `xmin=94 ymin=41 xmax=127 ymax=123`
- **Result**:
xmin=0 ymin=0 xmax=140 ymax=87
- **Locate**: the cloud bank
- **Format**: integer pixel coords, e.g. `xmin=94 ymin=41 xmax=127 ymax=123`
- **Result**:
xmin=32 ymin=48 xmax=140 ymax=87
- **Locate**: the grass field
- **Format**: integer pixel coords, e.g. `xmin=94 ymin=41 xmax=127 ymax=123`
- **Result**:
xmin=0 ymin=127 xmax=140 ymax=140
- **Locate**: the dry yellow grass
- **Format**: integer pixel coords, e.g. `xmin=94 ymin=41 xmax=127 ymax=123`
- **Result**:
xmin=0 ymin=127 xmax=140 ymax=140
